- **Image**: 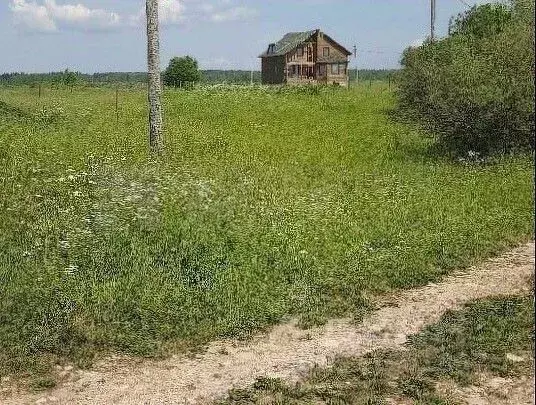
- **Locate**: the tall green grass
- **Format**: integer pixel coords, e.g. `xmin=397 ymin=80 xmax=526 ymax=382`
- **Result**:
xmin=0 ymin=85 xmax=533 ymax=379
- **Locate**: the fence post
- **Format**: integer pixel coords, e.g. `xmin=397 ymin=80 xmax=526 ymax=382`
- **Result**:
xmin=115 ymin=88 xmax=119 ymax=123
xmin=38 ymin=83 xmax=42 ymax=98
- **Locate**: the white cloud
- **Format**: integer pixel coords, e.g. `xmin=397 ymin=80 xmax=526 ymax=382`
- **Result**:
xmin=158 ymin=1 xmax=258 ymax=25
xmin=10 ymin=0 xmax=258 ymax=33
xmin=160 ymin=0 xmax=185 ymax=24
xmin=126 ymin=0 xmax=185 ymax=27
xmin=10 ymin=0 xmax=57 ymax=32
xmin=10 ymin=0 xmax=122 ymax=32
xmin=44 ymin=0 xmax=122 ymax=29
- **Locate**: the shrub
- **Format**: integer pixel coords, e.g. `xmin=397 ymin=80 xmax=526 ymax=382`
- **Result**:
xmin=397 ymin=0 xmax=535 ymax=156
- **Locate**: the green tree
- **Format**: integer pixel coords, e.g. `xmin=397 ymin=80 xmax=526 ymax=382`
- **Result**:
xmin=163 ymin=56 xmax=201 ymax=87
xmin=62 ymin=69 xmax=78 ymax=86
xmin=448 ymin=3 xmax=512 ymax=38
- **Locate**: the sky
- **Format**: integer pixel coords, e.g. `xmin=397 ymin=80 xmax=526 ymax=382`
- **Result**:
xmin=0 ymin=0 xmax=489 ymax=73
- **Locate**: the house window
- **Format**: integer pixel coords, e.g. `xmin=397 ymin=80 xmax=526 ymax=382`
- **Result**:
xmin=339 ymin=63 xmax=347 ymax=74
xmin=323 ymin=47 xmax=330 ymax=57
xmin=331 ymin=63 xmax=339 ymax=75
xmin=297 ymin=47 xmax=304 ymax=57
xmin=318 ymin=64 xmax=326 ymax=76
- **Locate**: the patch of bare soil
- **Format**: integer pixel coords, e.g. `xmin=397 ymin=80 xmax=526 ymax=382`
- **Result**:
xmin=436 ymin=371 xmax=535 ymax=405
xmin=2 ymin=242 xmax=534 ymax=405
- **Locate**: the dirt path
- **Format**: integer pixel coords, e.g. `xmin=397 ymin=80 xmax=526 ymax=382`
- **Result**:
xmin=435 ymin=372 xmax=535 ymax=405
xmin=3 ymin=242 xmax=534 ymax=405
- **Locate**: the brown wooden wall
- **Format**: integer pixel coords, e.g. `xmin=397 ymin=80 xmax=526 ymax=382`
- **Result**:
xmin=316 ymin=34 xmax=348 ymax=62
xmin=320 ymin=62 xmax=349 ymax=86
xmin=261 ymin=56 xmax=286 ymax=84
xmin=316 ymin=33 xmax=349 ymax=86
xmin=286 ymin=41 xmax=316 ymax=64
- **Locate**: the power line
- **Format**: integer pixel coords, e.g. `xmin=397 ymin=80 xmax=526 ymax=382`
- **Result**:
xmin=359 ymin=50 xmax=402 ymax=55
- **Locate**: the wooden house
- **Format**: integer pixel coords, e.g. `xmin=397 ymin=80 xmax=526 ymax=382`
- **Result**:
xmin=259 ymin=29 xmax=352 ymax=86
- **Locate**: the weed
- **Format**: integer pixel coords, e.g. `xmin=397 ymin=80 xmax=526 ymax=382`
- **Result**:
xmin=29 ymin=377 xmax=56 ymax=391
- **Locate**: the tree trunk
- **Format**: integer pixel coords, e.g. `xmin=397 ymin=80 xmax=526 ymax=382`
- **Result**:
xmin=146 ymin=0 xmax=164 ymax=153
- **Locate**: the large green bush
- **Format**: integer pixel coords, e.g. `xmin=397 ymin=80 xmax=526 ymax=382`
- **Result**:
xmin=397 ymin=0 xmax=535 ymax=156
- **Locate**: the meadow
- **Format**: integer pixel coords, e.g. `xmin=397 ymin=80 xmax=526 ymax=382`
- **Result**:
xmin=0 ymin=83 xmax=533 ymax=380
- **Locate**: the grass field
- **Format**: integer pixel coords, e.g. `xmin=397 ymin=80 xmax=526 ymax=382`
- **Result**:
xmin=0 ymin=84 xmax=533 ymax=381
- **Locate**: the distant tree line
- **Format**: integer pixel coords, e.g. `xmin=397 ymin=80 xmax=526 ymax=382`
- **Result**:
xmin=348 ymin=69 xmax=398 ymax=81
xmin=201 ymin=70 xmax=262 ymax=84
xmin=0 ymin=69 xmax=397 ymax=86
xmin=0 ymin=70 xmax=262 ymax=86
xmin=0 ymin=71 xmax=146 ymax=86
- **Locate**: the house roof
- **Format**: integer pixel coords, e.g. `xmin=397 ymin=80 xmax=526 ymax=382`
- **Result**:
xmin=259 ymin=30 xmax=352 ymax=58
xmin=259 ymin=30 xmax=318 ymax=57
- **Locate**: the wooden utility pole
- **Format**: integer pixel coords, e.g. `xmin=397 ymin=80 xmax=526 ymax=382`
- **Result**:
xmin=115 ymin=88 xmax=119 ymax=123
xmin=431 ymin=0 xmax=436 ymax=42
xmin=353 ymin=45 xmax=358 ymax=86
xmin=146 ymin=0 xmax=164 ymax=154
